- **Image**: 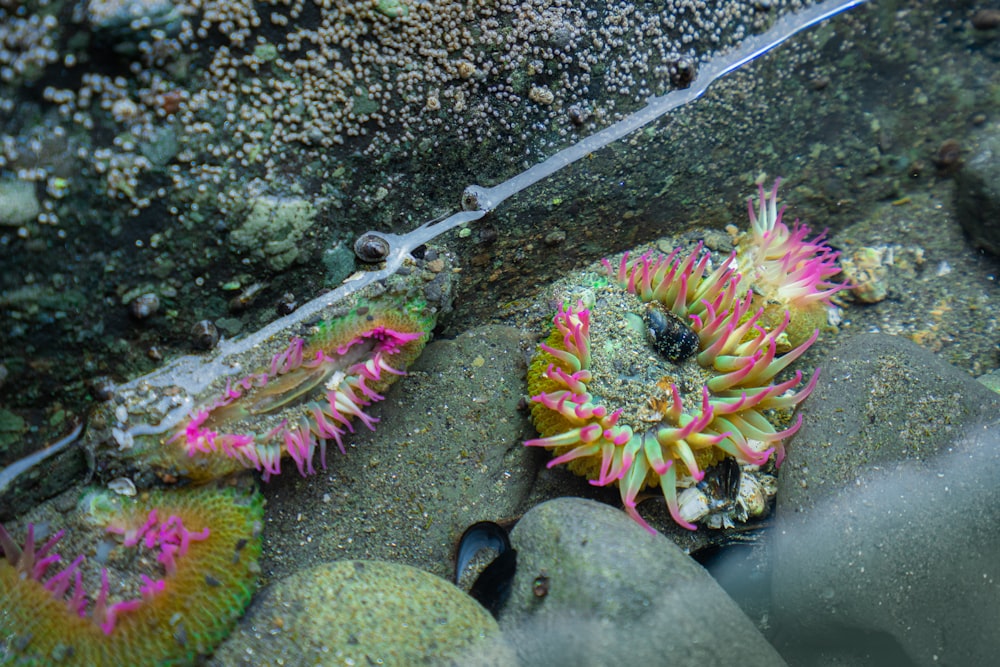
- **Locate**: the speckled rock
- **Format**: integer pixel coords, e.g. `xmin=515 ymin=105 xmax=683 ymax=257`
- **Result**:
xmin=210 ymin=560 xmax=512 ymax=666
xmin=500 ymin=497 xmax=786 ymax=667
xmin=259 ymin=325 xmax=537 ymax=582
xmin=771 ymin=333 xmax=1000 ymax=666
xmin=955 ymin=122 xmax=1000 ymax=256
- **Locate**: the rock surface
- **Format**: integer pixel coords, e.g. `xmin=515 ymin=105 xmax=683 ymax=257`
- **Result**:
xmin=500 ymin=497 xmax=786 ymax=667
xmin=955 ymin=122 xmax=1000 ymax=255
xmin=229 ymin=196 xmax=318 ymax=271
xmin=259 ymin=324 xmax=538 ymax=582
xmin=770 ymin=333 xmax=1000 ymax=666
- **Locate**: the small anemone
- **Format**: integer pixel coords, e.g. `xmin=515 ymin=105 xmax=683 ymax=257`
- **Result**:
xmin=738 ymin=179 xmax=848 ymax=344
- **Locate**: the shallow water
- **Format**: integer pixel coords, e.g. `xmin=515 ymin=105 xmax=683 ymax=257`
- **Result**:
xmin=1 ymin=0 xmax=999 ymax=665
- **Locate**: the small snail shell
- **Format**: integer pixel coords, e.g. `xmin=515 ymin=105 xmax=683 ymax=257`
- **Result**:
xmin=129 ymin=292 xmax=160 ymax=319
xmin=190 ymin=320 xmax=219 ymax=350
xmin=354 ymin=233 xmax=391 ymax=263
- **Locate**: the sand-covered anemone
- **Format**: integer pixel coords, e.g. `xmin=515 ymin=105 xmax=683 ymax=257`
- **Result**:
xmin=142 ymin=300 xmax=435 ymax=483
xmin=0 ymin=486 xmax=263 ymax=665
xmin=526 ymin=181 xmax=843 ymax=532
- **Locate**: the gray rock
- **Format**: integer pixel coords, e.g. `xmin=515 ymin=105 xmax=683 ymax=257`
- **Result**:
xmin=955 ymin=122 xmax=1000 ymax=255
xmin=771 ymin=333 xmax=1000 ymax=666
xmin=259 ymin=325 xmax=538 ymax=582
xmin=210 ymin=560 xmax=512 ymax=666
xmin=500 ymin=497 xmax=786 ymax=667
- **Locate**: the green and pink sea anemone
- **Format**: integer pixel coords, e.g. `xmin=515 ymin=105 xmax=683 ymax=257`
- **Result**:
xmin=526 ymin=181 xmax=845 ymax=531
xmin=136 ymin=301 xmax=434 ymax=483
xmin=736 ymin=178 xmax=846 ymax=345
xmin=0 ymin=487 xmax=263 ymax=665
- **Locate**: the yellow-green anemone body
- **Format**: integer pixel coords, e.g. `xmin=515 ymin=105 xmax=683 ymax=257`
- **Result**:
xmin=0 ymin=486 xmax=263 ymax=665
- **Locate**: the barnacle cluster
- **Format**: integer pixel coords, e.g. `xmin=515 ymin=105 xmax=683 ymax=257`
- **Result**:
xmin=0 ymin=486 xmax=263 ymax=665
xmin=526 ymin=181 xmax=844 ymax=531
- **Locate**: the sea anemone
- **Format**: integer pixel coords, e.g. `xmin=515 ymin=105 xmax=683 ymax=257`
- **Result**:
xmin=525 ymin=181 xmax=841 ymax=532
xmin=147 ymin=300 xmax=434 ymax=483
xmin=736 ymin=179 xmax=846 ymax=345
xmin=0 ymin=486 xmax=263 ymax=665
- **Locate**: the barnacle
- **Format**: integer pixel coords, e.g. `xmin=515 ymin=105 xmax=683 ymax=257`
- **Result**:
xmin=0 ymin=486 xmax=263 ymax=665
xmin=525 ymin=181 xmax=843 ymax=531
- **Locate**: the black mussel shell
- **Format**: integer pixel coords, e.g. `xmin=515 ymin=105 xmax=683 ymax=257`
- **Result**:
xmin=645 ymin=303 xmax=699 ymax=363
xmin=702 ymin=456 xmax=742 ymax=505
xmin=454 ymin=521 xmax=517 ymax=618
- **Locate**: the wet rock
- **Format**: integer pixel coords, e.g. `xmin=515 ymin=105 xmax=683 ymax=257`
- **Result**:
xmin=771 ymin=333 xmax=1000 ymax=666
xmin=140 ymin=126 xmax=179 ymax=166
xmin=0 ymin=422 xmax=86 ymax=522
xmin=500 ymin=497 xmax=786 ymax=666
xmin=954 ymin=123 xmax=1000 ymax=255
xmin=977 ymin=367 xmax=1000 ymax=394
xmin=259 ymin=325 xmax=537 ymax=582
xmin=210 ymin=560 xmax=511 ymax=666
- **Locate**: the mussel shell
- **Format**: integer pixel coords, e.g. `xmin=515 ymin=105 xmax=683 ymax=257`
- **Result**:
xmin=454 ymin=520 xmax=517 ymax=618
xmin=645 ymin=303 xmax=699 ymax=363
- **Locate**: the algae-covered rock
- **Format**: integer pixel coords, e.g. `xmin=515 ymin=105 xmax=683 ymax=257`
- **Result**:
xmin=0 ymin=179 xmax=40 ymax=226
xmin=229 ymin=195 xmax=317 ymax=271
xmin=211 ymin=560 xmax=511 ymax=666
